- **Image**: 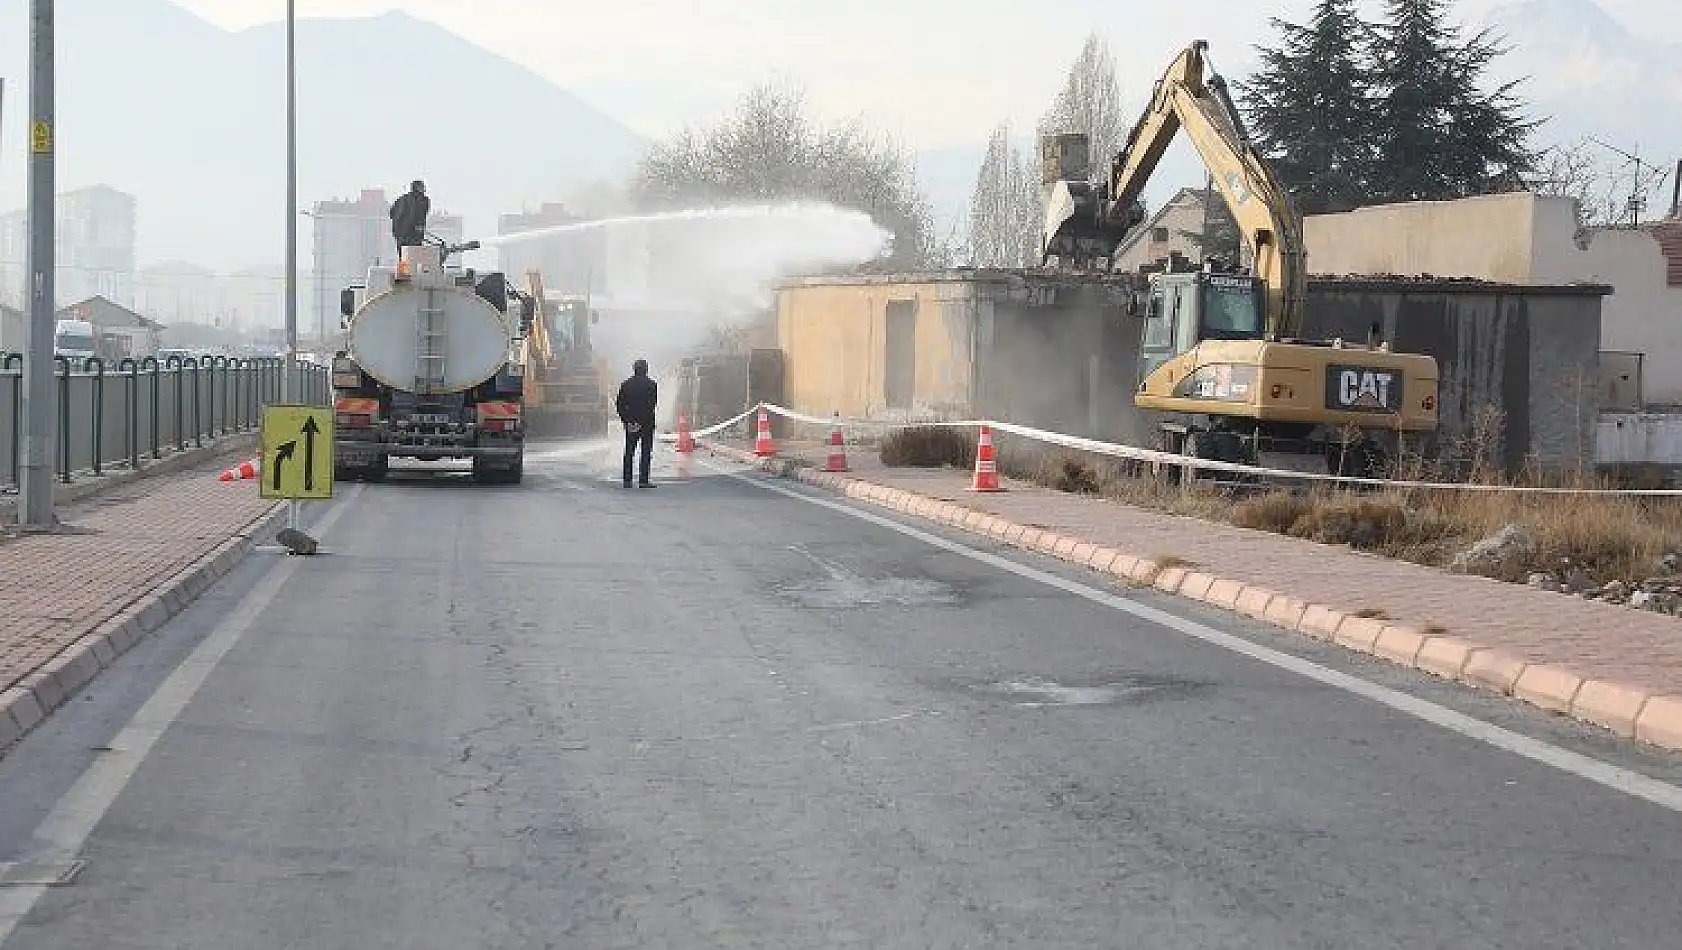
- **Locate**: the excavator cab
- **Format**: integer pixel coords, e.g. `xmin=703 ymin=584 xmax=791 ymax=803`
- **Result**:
xmin=1140 ymin=271 xmax=1264 ymax=380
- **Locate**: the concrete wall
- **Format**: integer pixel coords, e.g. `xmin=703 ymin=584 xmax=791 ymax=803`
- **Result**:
xmin=1306 ymin=193 xmax=1682 ymax=409
xmin=776 ymin=278 xmax=978 ymax=421
xmin=1301 ymin=281 xmax=1604 ymax=473
xmin=1533 ymin=219 xmax=1682 ymax=406
xmin=775 ymin=273 xmax=1139 ymax=439
xmin=1304 ymin=192 xmax=1546 ymax=282
xmin=1594 ymin=415 xmax=1682 ymax=474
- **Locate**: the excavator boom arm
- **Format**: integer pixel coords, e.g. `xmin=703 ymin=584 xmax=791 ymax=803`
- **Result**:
xmin=1042 ymin=41 xmax=1306 ymax=338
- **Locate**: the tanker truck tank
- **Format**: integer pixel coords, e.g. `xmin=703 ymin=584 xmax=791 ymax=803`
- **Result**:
xmin=329 ymin=240 xmax=532 ymax=484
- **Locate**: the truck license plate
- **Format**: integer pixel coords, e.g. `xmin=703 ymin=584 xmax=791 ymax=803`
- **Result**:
xmin=410 ymin=413 xmax=450 ymax=424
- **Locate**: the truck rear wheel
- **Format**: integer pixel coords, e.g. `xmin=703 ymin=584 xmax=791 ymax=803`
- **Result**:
xmin=471 ymin=456 xmax=522 ymax=485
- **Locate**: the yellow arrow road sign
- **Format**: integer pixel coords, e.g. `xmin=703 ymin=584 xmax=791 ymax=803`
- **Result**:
xmin=260 ymin=405 xmax=334 ymax=499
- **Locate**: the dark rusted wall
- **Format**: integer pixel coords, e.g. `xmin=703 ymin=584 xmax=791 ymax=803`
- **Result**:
xmin=1300 ymin=282 xmax=1604 ymax=473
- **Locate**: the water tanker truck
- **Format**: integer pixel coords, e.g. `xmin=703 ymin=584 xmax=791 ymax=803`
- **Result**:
xmin=330 ymin=236 xmax=535 ymax=483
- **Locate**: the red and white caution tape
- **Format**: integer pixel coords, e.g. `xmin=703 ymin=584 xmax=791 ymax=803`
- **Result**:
xmin=662 ymin=403 xmax=1682 ymax=497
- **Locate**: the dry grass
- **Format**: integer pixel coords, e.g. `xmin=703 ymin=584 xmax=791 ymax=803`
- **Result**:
xmin=979 ymin=432 xmax=1682 ymax=587
xmin=1411 ymin=488 xmax=1681 ymax=583
xmin=879 ymin=426 xmax=977 ymax=469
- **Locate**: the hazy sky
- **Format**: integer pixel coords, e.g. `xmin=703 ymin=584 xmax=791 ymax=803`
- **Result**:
xmin=171 ymin=0 xmax=1678 ymax=152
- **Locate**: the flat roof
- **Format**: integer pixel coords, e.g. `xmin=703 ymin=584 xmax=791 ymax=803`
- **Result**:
xmin=1309 ymin=276 xmax=1614 ymax=296
xmin=775 ymin=267 xmax=1143 ymax=290
xmin=775 ymin=268 xmax=1613 ymax=296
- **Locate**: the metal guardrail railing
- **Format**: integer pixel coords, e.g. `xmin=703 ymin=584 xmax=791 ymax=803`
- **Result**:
xmin=0 ymin=355 xmax=331 ymax=488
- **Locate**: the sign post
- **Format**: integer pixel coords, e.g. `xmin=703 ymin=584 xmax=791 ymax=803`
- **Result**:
xmin=280 ymin=0 xmax=300 ymax=538
xmin=261 ymin=404 xmax=333 ymax=554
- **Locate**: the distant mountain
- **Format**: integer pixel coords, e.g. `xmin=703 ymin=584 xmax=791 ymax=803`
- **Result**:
xmin=913 ymin=0 xmax=1680 ymax=249
xmin=1480 ymin=0 xmax=1680 ymax=193
xmin=0 ymin=1 xmax=647 ymax=270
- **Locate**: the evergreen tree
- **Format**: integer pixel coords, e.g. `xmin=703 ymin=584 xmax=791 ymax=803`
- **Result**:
xmin=1369 ymin=0 xmax=1537 ymax=202
xmin=1237 ymin=0 xmax=1377 ymax=214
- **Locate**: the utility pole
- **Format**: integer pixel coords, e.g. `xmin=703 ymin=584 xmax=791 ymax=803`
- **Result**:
xmin=1672 ymin=159 xmax=1681 ymax=220
xmin=19 ymin=1 xmax=56 ymax=530
xmin=281 ymin=0 xmax=301 ymax=538
xmin=282 ymin=0 xmax=297 ymax=405
xmin=1588 ymin=137 xmax=1653 ymax=228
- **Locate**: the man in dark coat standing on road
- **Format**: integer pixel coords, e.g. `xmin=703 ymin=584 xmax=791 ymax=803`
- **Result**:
xmin=389 ymin=180 xmax=431 ymax=254
xmin=616 ymin=359 xmax=658 ymax=488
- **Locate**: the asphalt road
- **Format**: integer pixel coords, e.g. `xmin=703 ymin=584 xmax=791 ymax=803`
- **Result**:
xmin=2 ymin=441 xmax=1681 ymax=949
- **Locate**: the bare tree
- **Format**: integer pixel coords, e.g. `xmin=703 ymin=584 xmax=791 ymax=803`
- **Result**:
xmin=965 ymin=123 xmax=1041 ymax=268
xmin=1038 ymin=34 xmax=1129 ymax=179
xmin=966 ymin=126 xmax=1009 ymax=267
xmin=1004 ymin=139 xmax=1040 ymax=267
xmin=1532 ymin=140 xmax=1624 ymax=227
xmin=630 ymin=81 xmax=936 ymax=268
xmin=1531 ymin=138 xmax=1674 ymax=229
xmin=964 ymin=36 xmax=1135 ymax=270
xmin=1019 ymin=34 xmax=1129 ymax=267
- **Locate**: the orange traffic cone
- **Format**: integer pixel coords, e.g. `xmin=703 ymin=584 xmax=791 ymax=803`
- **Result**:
xmin=970 ymin=425 xmax=1003 ymax=492
xmin=753 ymin=406 xmax=777 ymax=457
xmin=824 ymin=414 xmax=849 ymax=472
xmin=676 ymin=415 xmax=696 ymax=454
xmin=218 ymin=457 xmax=260 ymax=481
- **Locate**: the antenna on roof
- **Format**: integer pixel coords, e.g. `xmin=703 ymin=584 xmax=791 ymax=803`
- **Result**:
xmin=1587 ymin=137 xmax=1670 ymax=227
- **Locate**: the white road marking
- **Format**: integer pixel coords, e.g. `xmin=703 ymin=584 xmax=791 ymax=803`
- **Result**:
xmin=0 ymin=487 xmax=362 ymax=946
xmin=711 ymin=460 xmax=1682 ymax=815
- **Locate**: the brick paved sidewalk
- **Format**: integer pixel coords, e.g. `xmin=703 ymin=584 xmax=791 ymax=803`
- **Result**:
xmin=0 ymin=465 xmax=278 ymax=696
xmin=713 ymin=440 xmax=1682 ymax=750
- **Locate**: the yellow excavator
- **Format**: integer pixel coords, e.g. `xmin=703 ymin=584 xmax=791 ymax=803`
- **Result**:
xmin=1041 ymin=40 xmax=1439 ymax=478
xmin=521 ymin=271 xmax=610 ymax=438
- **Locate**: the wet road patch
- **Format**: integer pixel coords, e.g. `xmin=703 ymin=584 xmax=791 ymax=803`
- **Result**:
xmin=972 ymin=674 xmax=1207 ymax=707
xmin=777 ymin=545 xmax=963 ymax=609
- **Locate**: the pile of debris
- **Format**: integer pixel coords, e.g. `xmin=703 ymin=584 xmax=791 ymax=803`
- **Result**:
xmin=1521 ymin=554 xmax=1682 ymax=614
xmin=1453 ymin=523 xmax=1682 ymax=615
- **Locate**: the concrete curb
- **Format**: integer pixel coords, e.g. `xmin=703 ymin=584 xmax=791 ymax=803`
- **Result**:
xmin=0 ymin=497 xmax=287 ymax=754
xmin=711 ymin=445 xmax=1682 ymax=755
xmin=0 ymin=432 xmax=260 ymax=525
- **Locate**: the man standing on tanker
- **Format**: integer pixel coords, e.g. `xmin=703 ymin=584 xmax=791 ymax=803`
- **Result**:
xmin=616 ymin=359 xmax=658 ymax=489
xmin=389 ymin=180 xmax=430 ymax=253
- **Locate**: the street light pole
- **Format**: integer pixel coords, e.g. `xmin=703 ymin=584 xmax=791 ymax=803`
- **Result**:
xmin=282 ymin=0 xmax=297 ymax=405
xmin=19 ymin=0 xmax=56 ymax=530
xmin=281 ymin=0 xmax=301 ymax=537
